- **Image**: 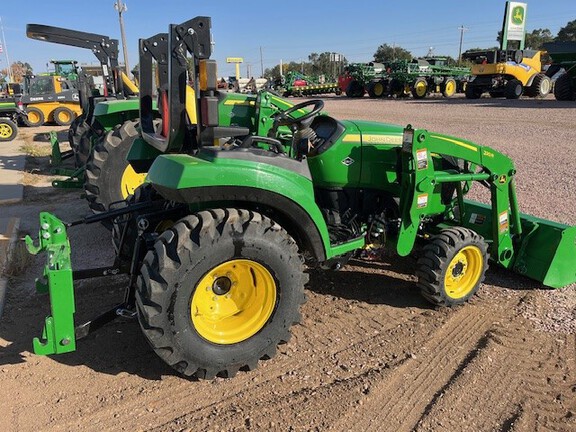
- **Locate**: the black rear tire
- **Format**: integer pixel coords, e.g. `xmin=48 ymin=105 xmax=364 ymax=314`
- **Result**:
xmin=345 ymin=80 xmax=365 ymax=98
xmin=505 ymin=79 xmax=523 ymax=99
xmin=465 ymin=84 xmax=483 ymax=99
xmin=553 ymin=73 xmax=575 ymax=101
xmin=416 ymin=227 xmax=488 ymax=307
xmin=68 ymin=116 xmax=88 ymax=151
xmin=0 ymin=118 xmax=18 ymax=142
xmin=137 ymin=209 xmax=307 ymax=379
xmin=84 ymin=120 xmax=149 ymax=214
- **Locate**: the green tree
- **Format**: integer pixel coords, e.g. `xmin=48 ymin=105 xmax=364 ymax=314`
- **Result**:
xmin=497 ymin=28 xmax=553 ymax=50
xmin=555 ymin=19 xmax=576 ymax=41
xmin=307 ymin=52 xmax=347 ymax=78
xmin=525 ymin=28 xmax=554 ymax=49
xmin=373 ymin=44 xmax=412 ymax=63
xmin=1 ymin=61 xmax=33 ymax=83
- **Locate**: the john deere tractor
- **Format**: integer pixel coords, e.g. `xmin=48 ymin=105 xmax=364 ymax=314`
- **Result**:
xmin=24 ymin=16 xmax=576 ymax=380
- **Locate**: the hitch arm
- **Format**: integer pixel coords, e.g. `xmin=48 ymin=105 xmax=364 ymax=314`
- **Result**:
xmin=25 ymin=212 xmax=76 ymax=355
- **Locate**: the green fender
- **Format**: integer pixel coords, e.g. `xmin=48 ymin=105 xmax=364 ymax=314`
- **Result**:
xmin=147 ymin=152 xmax=353 ymax=262
xmin=93 ymin=98 xmax=157 ymax=130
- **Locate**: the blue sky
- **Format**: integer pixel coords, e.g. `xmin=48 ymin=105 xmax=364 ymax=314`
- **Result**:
xmin=1 ymin=0 xmax=574 ymax=78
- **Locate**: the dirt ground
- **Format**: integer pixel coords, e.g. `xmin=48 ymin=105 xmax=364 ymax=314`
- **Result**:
xmin=0 ymin=94 xmax=575 ymax=432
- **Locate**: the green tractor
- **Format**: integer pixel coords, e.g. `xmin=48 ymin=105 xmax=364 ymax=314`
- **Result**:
xmin=0 ymin=98 xmax=24 ymax=142
xmin=25 ymin=16 xmax=576 ymax=380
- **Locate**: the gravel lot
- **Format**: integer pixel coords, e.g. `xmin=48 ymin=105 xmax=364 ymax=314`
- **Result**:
xmin=0 ymin=93 xmax=574 ymax=432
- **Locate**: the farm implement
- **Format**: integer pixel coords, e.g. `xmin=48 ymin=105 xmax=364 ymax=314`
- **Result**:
xmin=275 ymin=71 xmax=341 ymax=97
xmin=339 ymin=58 xmax=469 ymax=99
xmin=23 ymin=16 xmax=576 ymax=380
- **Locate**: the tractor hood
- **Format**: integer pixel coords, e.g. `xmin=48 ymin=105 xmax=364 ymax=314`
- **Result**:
xmin=347 ymin=120 xmax=405 ymax=142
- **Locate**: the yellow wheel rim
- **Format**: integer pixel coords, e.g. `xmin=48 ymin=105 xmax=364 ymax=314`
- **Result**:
xmin=415 ymin=81 xmax=427 ymax=97
xmin=374 ymin=82 xmax=384 ymax=96
xmin=57 ymin=110 xmax=72 ymax=124
xmin=444 ymin=81 xmax=456 ymax=96
xmin=444 ymin=246 xmax=483 ymax=299
xmin=120 ymin=165 xmax=146 ymax=199
xmin=0 ymin=123 xmax=13 ymax=139
xmin=191 ymin=259 xmax=277 ymax=345
xmin=28 ymin=110 xmax=41 ymax=125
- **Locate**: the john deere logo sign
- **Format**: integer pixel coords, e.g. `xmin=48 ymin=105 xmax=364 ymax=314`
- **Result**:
xmin=503 ymin=1 xmax=528 ymax=44
xmin=512 ymin=6 xmax=525 ymax=25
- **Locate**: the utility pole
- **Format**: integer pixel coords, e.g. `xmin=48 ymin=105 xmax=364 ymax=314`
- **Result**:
xmin=458 ymin=25 xmax=468 ymax=66
xmin=0 ymin=16 xmax=12 ymax=83
xmin=259 ymin=46 xmax=264 ymax=77
xmin=114 ymin=0 xmax=130 ymax=76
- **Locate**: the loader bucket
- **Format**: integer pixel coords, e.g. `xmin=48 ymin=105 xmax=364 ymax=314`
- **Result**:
xmin=513 ymin=215 xmax=576 ymax=289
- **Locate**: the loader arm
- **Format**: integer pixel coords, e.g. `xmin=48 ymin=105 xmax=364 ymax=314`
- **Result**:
xmin=398 ymin=126 xmax=518 ymax=263
xmin=398 ymin=126 xmax=576 ymax=288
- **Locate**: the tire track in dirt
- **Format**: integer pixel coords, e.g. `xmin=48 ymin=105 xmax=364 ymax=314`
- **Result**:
xmin=506 ymin=330 xmax=576 ymax=431
xmin=412 ymin=294 xmax=576 ymax=432
xmin=38 ymin=288 xmax=427 ymax=432
xmin=330 ymin=299 xmax=515 ymax=432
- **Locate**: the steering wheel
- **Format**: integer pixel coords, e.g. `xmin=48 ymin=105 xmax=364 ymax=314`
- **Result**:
xmin=272 ymin=99 xmax=324 ymax=128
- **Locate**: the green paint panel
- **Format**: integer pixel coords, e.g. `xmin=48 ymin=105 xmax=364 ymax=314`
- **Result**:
xmin=147 ymin=153 xmax=337 ymax=258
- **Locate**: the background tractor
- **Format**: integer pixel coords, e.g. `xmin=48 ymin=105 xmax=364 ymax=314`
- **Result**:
xmin=19 ymin=59 xmax=82 ymax=127
xmin=0 ymin=98 xmax=24 ymax=141
xmin=25 ymin=16 xmax=576 ymax=381
xmin=463 ymin=49 xmax=551 ymax=99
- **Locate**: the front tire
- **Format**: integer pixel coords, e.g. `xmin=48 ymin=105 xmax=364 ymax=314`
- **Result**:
xmin=137 ymin=209 xmax=307 ymax=379
xmin=345 ymin=80 xmax=365 ymax=98
xmin=465 ymin=84 xmax=483 ymax=99
xmin=23 ymin=106 xmax=45 ymax=127
xmin=0 ymin=118 xmax=18 ymax=142
xmin=442 ymin=78 xmax=457 ymax=97
xmin=411 ymin=77 xmax=428 ymax=99
xmin=416 ymin=227 xmax=488 ymax=307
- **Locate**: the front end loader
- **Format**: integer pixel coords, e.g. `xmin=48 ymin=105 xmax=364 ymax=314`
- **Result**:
xmin=24 ymin=16 xmax=576 ymax=380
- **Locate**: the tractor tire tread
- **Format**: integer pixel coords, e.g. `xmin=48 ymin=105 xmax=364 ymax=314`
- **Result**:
xmin=136 ymin=208 xmax=307 ymax=379
xmin=416 ymin=227 xmax=488 ymax=307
